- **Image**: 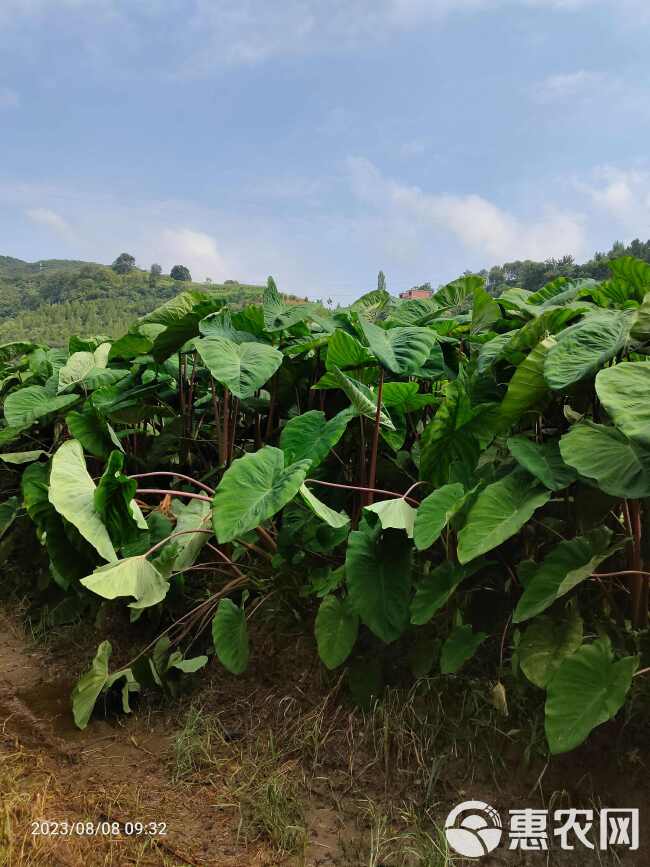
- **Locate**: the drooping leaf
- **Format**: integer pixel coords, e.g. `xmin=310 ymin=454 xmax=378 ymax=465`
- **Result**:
xmin=195 ymin=336 xmax=283 ymax=399
xmin=94 ymin=451 xmax=146 ymax=549
xmin=280 ymin=409 xmax=352 ymax=468
xmin=440 ymin=625 xmax=487 ymax=674
xmin=345 ymin=514 xmax=412 ymax=643
xmin=169 ymin=497 xmax=212 ymax=571
xmin=212 ymin=598 xmax=249 ymax=674
xmin=595 ymin=362 xmax=650 ymax=448
xmin=299 ymin=484 xmax=350 ymax=529
xmin=212 ymin=446 xmax=310 ymax=543
xmin=413 ymin=483 xmax=465 ymax=551
xmin=48 ymin=440 xmax=117 ymax=563
xmin=71 ymin=641 xmax=138 ymax=730
xmin=543 ymin=312 xmax=631 ymax=390
xmin=364 ymin=497 xmax=416 ymax=537
xmin=327 ymin=367 xmax=395 ymax=430
xmin=4 ymin=386 xmax=78 ymax=427
xmin=66 ymin=406 xmax=122 ymax=459
xmin=519 ymin=609 xmax=583 ymax=688
xmin=315 ymin=595 xmax=359 ymax=670
xmin=358 ymin=319 xmax=438 ymax=375
xmin=457 ymin=471 xmax=550 ymax=564
xmin=545 ymin=639 xmax=638 ymax=754
xmin=513 ymin=528 xmax=618 ymax=623
xmin=471 ymin=286 xmax=501 ymax=334
xmin=499 ymin=337 xmax=555 ymax=428
xmin=507 ymin=436 xmax=577 ymax=491
xmin=0 ymin=450 xmax=46 ymax=464
xmin=559 ymin=421 xmax=650 ymax=499
xmin=80 ymin=556 xmax=169 ymax=609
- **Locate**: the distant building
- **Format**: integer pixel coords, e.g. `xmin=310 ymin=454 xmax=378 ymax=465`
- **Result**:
xmin=399 ymin=287 xmax=433 ymax=300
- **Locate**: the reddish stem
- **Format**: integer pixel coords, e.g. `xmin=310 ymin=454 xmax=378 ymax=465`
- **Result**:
xmin=304 ymin=478 xmax=420 ymax=506
xmin=136 ymin=488 xmax=212 ymax=503
xmin=129 ymin=472 xmax=214 ymax=495
xmin=366 ymin=369 xmax=384 ymax=506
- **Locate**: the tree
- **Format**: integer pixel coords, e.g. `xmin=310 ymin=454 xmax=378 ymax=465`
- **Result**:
xmin=112 ymin=253 xmax=135 ymax=275
xmin=149 ymin=263 xmax=162 ymax=288
xmin=170 ymin=265 xmax=191 ymax=282
xmin=377 ymin=270 xmax=386 ymax=292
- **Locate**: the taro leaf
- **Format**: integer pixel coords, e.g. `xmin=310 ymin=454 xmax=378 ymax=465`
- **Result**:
xmin=358 ymin=319 xmax=437 ymax=375
xmin=49 ymin=440 xmax=116 ymax=563
xmin=325 ymin=329 xmax=373 ymax=370
xmin=419 ymin=378 xmax=495 ymax=486
xmin=436 ymin=274 xmax=484 ymax=310
xmin=167 ymin=653 xmax=208 ymax=674
xmin=410 ymin=560 xmax=484 ymax=625
xmin=71 ymin=641 xmax=138 ymax=729
xmin=66 ymin=405 xmax=122 ymax=459
xmin=315 ymin=595 xmax=359 ymax=670
xmin=108 ymin=332 xmax=153 ymax=361
xmin=169 ymin=497 xmax=212 ymax=571
xmin=4 ymin=386 xmax=78 ymax=427
xmin=198 ymin=309 xmax=259 ymax=343
xmin=380 ymin=381 xmax=438 ymax=412
xmin=299 ymin=484 xmax=350 ymax=529
xmin=364 ymin=497 xmax=416 ymax=537
xmin=80 ymin=556 xmax=169 ymax=609
xmin=519 ymin=609 xmax=583 ymax=688
xmin=471 ymin=286 xmax=501 ymax=334
xmin=543 ymin=312 xmax=631 ymax=390
xmin=327 ymin=367 xmax=395 ymax=430
xmin=94 ymin=451 xmax=146 ymax=549
xmin=141 ymin=290 xmax=224 ymax=361
xmin=631 ymin=292 xmax=650 ymax=340
xmin=440 ymin=625 xmax=487 ymax=674
xmin=413 ymin=483 xmax=465 ymax=550
xmin=345 ymin=514 xmax=412 ymax=643
xmin=513 ymin=528 xmax=617 ymax=623
xmin=608 ymin=256 xmax=650 ymax=297
xmin=0 ymin=450 xmax=46 ymax=464
xmin=211 ymin=598 xmax=249 ymax=674
xmin=559 ymin=421 xmax=650 ymax=499
xmin=57 ymin=344 xmax=110 ymax=393
xmin=596 ymin=362 xmax=650 ymax=448
xmin=280 ymin=409 xmax=352 ymax=468
xmin=457 ymin=470 xmax=550 ymax=564
xmin=263 ymin=277 xmax=313 ymax=332
xmin=0 ymin=496 xmax=18 ymax=540
xmin=499 ymin=337 xmax=555 ymax=428
xmin=212 ymin=446 xmax=311 ymax=543
xmin=507 ymin=436 xmax=577 ymax=492
xmin=195 ymin=336 xmax=283 ymax=399
xmin=545 ymin=639 xmax=638 ymax=754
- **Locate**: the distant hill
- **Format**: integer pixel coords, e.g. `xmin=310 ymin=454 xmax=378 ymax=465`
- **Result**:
xmin=0 ymin=256 xmax=273 ymax=345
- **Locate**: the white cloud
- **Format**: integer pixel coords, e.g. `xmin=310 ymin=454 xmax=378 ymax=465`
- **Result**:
xmin=578 ymin=166 xmax=650 ymax=234
xmin=532 ymin=69 xmax=603 ymax=102
xmin=0 ymin=87 xmax=19 ymax=108
xmin=25 ymin=207 xmax=76 ymax=242
xmin=159 ymin=227 xmax=229 ymax=282
xmin=347 ymin=157 xmax=587 ymax=262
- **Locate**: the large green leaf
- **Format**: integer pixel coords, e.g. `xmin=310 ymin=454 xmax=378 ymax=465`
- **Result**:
xmin=471 ymin=286 xmax=501 ymax=334
xmin=413 ymin=483 xmax=465 ymax=551
xmin=596 ymin=362 xmax=650 ymax=447
xmin=358 ymin=319 xmax=437 ymax=375
xmin=94 ymin=451 xmax=146 ymax=549
xmin=499 ymin=337 xmax=555 ymax=428
xmin=440 ymin=625 xmax=487 ymax=674
xmin=325 ymin=329 xmax=373 ymax=370
xmin=141 ymin=290 xmax=224 ymax=361
xmin=212 ymin=446 xmax=310 ymax=543
xmin=364 ymin=497 xmax=416 ymax=537
xmin=410 ymin=561 xmax=484 ymax=625
xmin=49 ymin=440 xmax=117 ymax=563
xmin=66 ymin=406 xmax=122 ymax=459
xmin=608 ymin=256 xmax=650 ymax=297
xmin=327 ymin=367 xmax=395 ymax=430
xmin=280 ymin=409 xmax=351 ymax=468
xmin=57 ymin=343 xmax=110 ymax=393
xmin=543 ymin=312 xmax=631 ymax=390
xmin=263 ymin=277 xmax=313 ymax=331
xmin=4 ymin=386 xmax=78 ymax=427
xmin=457 ymin=470 xmax=550 ymax=564
xmin=545 ymin=639 xmax=638 ymax=754
xmin=315 ymin=595 xmax=359 ymax=670
xmin=299 ymin=484 xmax=350 ymax=528
xmin=345 ymin=514 xmax=412 ymax=643
xmin=559 ymin=421 xmax=650 ymax=499
xmin=0 ymin=450 xmax=46 ymax=465
xmin=195 ymin=336 xmax=283 ymax=399
xmin=507 ymin=436 xmax=576 ymax=491
xmin=211 ymin=598 xmax=249 ymax=674
xmin=80 ymin=556 xmax=169 ymax=609
xmin=519 ymin=609 xmax=583 ymax=688
xmin=513 ymin=528 xmax=617 ymax=623
xmin=169 ymin=497 xmax=212 ymax=571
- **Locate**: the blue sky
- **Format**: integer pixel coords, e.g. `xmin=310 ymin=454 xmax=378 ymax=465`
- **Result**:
xmin=1 ymin=0 xmax=649 ymax=303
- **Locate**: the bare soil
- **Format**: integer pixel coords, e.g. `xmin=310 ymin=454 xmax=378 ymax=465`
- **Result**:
xmin=1 ymin=610 xmax=649 ymax=867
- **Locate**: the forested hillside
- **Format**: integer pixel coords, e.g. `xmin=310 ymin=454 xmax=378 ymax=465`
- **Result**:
xmin=0 ymin=256 xmax=270 ymax=345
